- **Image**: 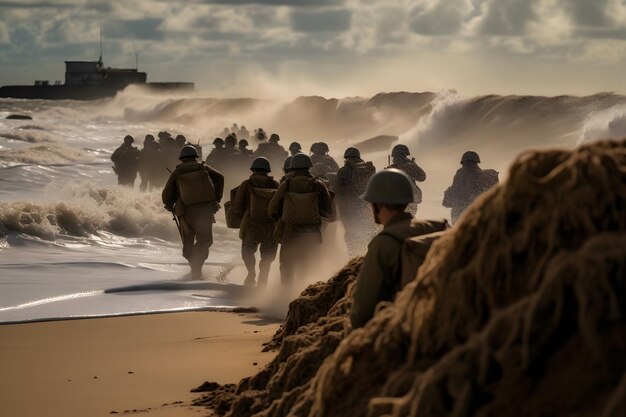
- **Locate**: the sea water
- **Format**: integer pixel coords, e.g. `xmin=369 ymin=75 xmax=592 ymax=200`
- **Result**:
xmin=1 ymin=89 xmax=624 ymax=323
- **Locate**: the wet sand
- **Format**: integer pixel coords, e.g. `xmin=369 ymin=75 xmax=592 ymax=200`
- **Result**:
xmin=0 ymin=311 xmax=280 ymax=417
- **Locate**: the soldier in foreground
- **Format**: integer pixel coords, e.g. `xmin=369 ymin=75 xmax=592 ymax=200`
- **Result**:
xmin=335 ymin=147 xmax=376 ymax=256
xmin=350 ymin=169 xmax=448 ymax=328
xmin=269 ymin=153 xmax=333 ymax=286
xmin=386 ymin=144 xmax=426 ymax=215
xmin=111 ymin=135 xmax=140 ymax=187
xmin=162 ymin=146 xmax=224 ymax=280
xmin=443 ymin=151 xmax=499 ymax=225
xmin=231 ymin=157 xmax=280 ymax=287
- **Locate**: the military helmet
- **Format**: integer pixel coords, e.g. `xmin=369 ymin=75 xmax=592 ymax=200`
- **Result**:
xmin=361 ymin=168 xmax=415 ymax=204
xmin=213 ymin=137 xmax=224 ymax=146
xmin=239 ymin=139 xmax=249 ymax=147
xmin=175 ymin=135 xmax=186 ymax=145
xmin=144 ymin=134 xmax=155 ymax=143
xmin=269 ymin=133 xmax=280 ymax=143
xmin=461 ymin=151 xmax=481 ymax=164
xmin=225 ymin=134 xmax=237 ymax=147
xmin=289 ymin=142 xmax=301 ymax=152
xmin=290 ymin=153 xmax=313 ymax=169
xmin=283 ymin=156 xmax=293 ymax=170
xmin=391 ymin=144 xmax=410 ymax=158
xmin=179 ymin=145 xmax=200 ymax=160
xmin=344 ymin=147 xmax=360 ymax=158
xmin=251 ymin=156 xmax=271 ymax=172
xmin=319 ymin=142 xmax=330 ymax=153
xmin=124 ymin=135 xmax=134 ymax=144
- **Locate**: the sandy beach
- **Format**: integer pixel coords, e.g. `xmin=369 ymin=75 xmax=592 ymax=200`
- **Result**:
xmin=0 ymin=311 xmax=280 ymax=417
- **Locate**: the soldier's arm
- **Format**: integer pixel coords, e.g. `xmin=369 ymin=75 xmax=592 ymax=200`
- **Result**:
xmin=413 ymin=163 xmax=427 ymax=182
xmin=161 ymin=173 xmax=178 ymax=211
xmin=350 ymin=236 xmax=396 ymax=328
xmin=317 ymin=181 xmax=334 ymax=219
xmin=232 ymin=180 xmax=249 ymax=216
xmin=329 ymin=157 xmax=340 ymax=172
xmin=206 ymin=167 xmax=225 ymax=202
xmin=111 ymin=147 xmax=121 ymax=163
xmin=268 ymin=181 xmax=288 ymax=220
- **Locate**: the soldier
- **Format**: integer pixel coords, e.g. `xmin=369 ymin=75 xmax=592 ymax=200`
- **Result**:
xmin=288 ymin=142 xmax=302 ymax=156
xmin=268 ymin=153 xmax=333 ymax=286
xmin=206 ymin=137 xmax=225 ymax=167
xmin=335 ymin=147 xmax=377 ymax=256
xmin=162 ymin=146 xmax=224 ymax=280
xmin=175 ymin=134 xmax=187 ymax=149
xmin=310 ymin=142 xmax=339 ymax=179
xmin=138 ymin=134 xmax=158 ymax=191
xmin=255 ymin=133 xmax=288 ymax=170
xmin=350 ymin=169 xmax=448 ymax=328
xmin=443 ymin=151 xmax=499 ymax=225
xmin=238 ymin=139 xmax=253 ymax=157
xmin=231 ymin=123 xmax=240 ymax=137
xmin=111 ymin=135 xmax=140 ymax=187
xmin=231 ymin=157 xmax=280 ymax=287
xmin=239 ymin=125 xmax=250 ymax=140
xmin=279 ymin=155 xmax=294 ymax=183
xmin=224 ymin=134 xmax=239 ymax=156
xmin=255 ymin=128 xmax=267 ymax=142
xmin=386 ymin=144 xmax=426 ymax=216
xmin=220 ymin=127 xmax=231 ymax=138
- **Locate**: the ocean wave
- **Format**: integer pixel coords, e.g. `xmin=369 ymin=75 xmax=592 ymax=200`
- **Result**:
xmin=0 ymin=144 xmax=94 ymax=165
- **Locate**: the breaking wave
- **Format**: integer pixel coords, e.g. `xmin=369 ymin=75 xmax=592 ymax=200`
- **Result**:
xmin=0 ymin=144 xmax=94 ymax=165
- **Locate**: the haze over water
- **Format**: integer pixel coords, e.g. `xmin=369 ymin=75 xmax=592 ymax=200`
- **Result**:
xmin=1 ymin=88 xmax=625 ymax=323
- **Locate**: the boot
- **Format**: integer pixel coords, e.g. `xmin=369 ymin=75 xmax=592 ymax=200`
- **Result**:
xmin=257 ymin=262 xmax=271 ymax=287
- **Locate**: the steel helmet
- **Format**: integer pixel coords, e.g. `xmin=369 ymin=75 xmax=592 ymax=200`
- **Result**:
xmin=290 ymin=153 xmax=313 ymax=169
xmin=283 ymin=156 xmax=293 ymax=170
xmin=123 ymin=135 xmax=134 ymax=144
xmin=144 ymin=134 xmax=155 ymax=143
xmin=319 ymin=142 xmax=330 ymax=153
xmin=225 ymin=134 xmax=237 ymax=147
xmin=289 ymin=142 xmax=301 ymax=152
xmin=461 ymin=151 xmax=481 ymax=164
xmin=269 ymin=133 xmax=280 ymax=143
xmin=250 ymin=156 xmax=271 ymax=172
xmin=361 ymin=168 xmax=414 ymax=204
xmin=344 ymin=147 xmax=360 ymax=158
xmin=239 ymin=139 xmax=249 ymax=147
xmin=391 ymin=144 xmax=410 ymax=158
xmin=310 ymin=142 xmax=321 ymax=153
xmin=179 ymin=145 xmax=200 ymax=160
xmin=213 ymin=137 xmax=224 ymax=146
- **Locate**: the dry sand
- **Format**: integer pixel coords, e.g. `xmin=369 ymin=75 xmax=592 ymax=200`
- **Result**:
xmin=0 ymin=311 xmax=280 ymax=417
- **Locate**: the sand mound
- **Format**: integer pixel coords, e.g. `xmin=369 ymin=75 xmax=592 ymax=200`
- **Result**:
xmin=196 ymin=139 xmax=626 ymax=417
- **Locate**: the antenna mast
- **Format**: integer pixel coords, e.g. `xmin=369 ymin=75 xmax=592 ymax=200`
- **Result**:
xmin=135 ymin=52 xmax=139 ymax=71
xmin=98 ymin=25 xmax=103 ymax=68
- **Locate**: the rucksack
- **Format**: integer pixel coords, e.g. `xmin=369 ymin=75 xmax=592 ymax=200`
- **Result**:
xmin=249 ymin=187 xmax=276 ymax=222
xmin=281 ymin=179 xmax=321 ymax=226
xmin=176 ymin=162 xmax=216 ymax=205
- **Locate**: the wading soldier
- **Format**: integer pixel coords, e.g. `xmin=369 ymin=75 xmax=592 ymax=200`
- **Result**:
xmin=111 ymin=135 xmax=140 ymax=187
xmin=231 ymin=157 xmax=279 ymax=287
xmin=162 ymin=146 xmax=224 ymax=280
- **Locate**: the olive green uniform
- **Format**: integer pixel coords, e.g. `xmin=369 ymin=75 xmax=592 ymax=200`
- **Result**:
xmin=268 ymin=169 xmax=333 ymax=285
xmin=111 ymin=143 xmax=140 ymax=187
xmin=232 ymin=173 xmax=280 ymax=286
xmin=350 ymin=214 xmax=448 ymax=328
xmin=162 ymin=161 xmax=224 ymax=278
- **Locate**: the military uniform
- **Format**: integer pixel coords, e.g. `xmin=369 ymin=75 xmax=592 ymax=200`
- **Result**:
xmin=111 ymin=142 xmax=140 ymax=187
xmin=162 ymin=160 xmax=224 ymax=279
xmin=268 ymin=169 xmax=333 ymax=285
xmin=443 ymin=165 xmax=498 ymax=225
xmin=310 ymin=153 xmax=340 ymax=178
xmin=387 ymin=157 xmax=426 ymax=215
xmin=232 ymin=173 xmax=279 ymax=286
xmin=335 ymin=157 xmax=377 ymax=256
xmin=255 ymin=142 xmax=288 ymax=169
xmin=350 ymin=214 xmax=448 ymax=328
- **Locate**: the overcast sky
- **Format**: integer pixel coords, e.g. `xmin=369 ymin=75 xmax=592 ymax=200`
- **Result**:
xmin=2 ymin=0 xmax=626 ymax=97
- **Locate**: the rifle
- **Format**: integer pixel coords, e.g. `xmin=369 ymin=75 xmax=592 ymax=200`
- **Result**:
xmin=387 ymin=155 xmax=391 ymax=168
xmin=165 ymin=167 xmax=184 ymax=242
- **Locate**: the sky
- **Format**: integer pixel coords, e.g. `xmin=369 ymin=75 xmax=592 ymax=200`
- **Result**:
xmin=1 ymin=0 xmax=626 ymax=98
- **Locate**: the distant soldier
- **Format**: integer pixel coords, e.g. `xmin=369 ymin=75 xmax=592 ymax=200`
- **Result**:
xmin=288 ymin=142 xmax=302 ymax=156
xmin=238 ymin=139 xmax=254 ymax=158
xmin=111 ymin=135 xmax=140 ymax=187
xmin=386 ymin=144 xmax=426 ymax=215
xmin=335 ymin=147 xmax=377 ymax=256
xmin=255 ymin=133 xmax=288 ymax=169
xmin=255 ymin=128 xmax=267 ymax=142
xmin=205 ymin=138 xmax=225 ymax=167
xmin=231 ymin=123 xmax=240 ymax=137
xmin=138 ymin=134 xmax=158 ymax=191
xmin=220 ymin=127 xmax=231 ymax=138
xmin=162 ymin=146 xmax=224 ymax=279
xmin=239 ymin=126 xmax=250 ymax=140
xmin=443 ymin=151 xmax=499 ymax=225
xmin=310 ymin=142 xmax=339 ymax=179
xmin=224 ymin=134 xmax=239 ymax=156
xmin=231 ymin=157 xmax=280 ymax=287
xmin=350 ymin=169 xmax=448 ymax=328
xmin=175 ymin=134 xmax=187 ymax=149
xmin=269 ymin=153 xmax=333 ymax=286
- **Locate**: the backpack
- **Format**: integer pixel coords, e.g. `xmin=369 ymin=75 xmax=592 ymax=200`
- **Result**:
xmin=281 ymin=179 xmax=321 ymax=225
xmin=176 ymin=163 xmax=216 ymax=205
xmin=249 ymin=187 xmax=277 ymax=222
xmin=225 ymin=186 xmax=242 ymax=228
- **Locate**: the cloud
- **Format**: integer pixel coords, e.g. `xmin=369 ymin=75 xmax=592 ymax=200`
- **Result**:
xmin=201 ymin=0 xmax=344 ymax=6
xmin=0 ymin=1 xmax=74 ymax=9
xmin=103 ymin=18 xmax=164 ymax=40
xmin=471 ymin=0 xmax=539 ymax=36
xmin=408 ymin=0 xmax=474 ymax=36
xmin=564 ymin=0 xmax=611 ymax=27
xmin=291 ymin=8 xmax=352 ymax=32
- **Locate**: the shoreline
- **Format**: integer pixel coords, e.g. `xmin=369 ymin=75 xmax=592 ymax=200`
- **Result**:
xmin=0 ymin=310 xmax=281 ymax=417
